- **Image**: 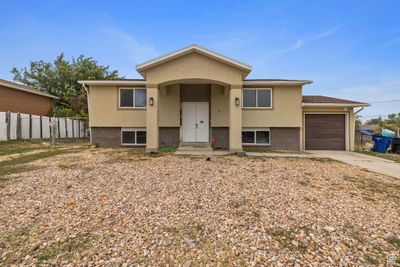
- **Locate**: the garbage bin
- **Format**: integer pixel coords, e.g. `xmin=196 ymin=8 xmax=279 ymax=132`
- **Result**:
xmin=391 ymin=137 xmax=400 ymax=154
xmin=372 ymin=135 xmax=393 ymax=153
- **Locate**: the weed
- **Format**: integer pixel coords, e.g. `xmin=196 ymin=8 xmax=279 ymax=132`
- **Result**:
xmin=303 ymin=196 xmax=320 ymax=204
xmin=36 ymin=236 xmax=94 ymax=262
xmin=343 ymin=175 xmax=400 ymax=201
xmin=356 ymin=150 xmax=400 ymax=163
xmin=0 ymin=226 xmax=34 ymax=265
xmin=0 ymin=147 xmax=87 ymax=178
xmin=268 ymin=228 xmax=307 ymax=253
xmin=298 ymin=180 xmax=311 ymax=187
xmin=365 ymin=255 xmax=380 ymax=265
xmin=160 ymin=146 xmax=176 ymax=152
xmin=386 ymin=235 xmax=400 ymax=249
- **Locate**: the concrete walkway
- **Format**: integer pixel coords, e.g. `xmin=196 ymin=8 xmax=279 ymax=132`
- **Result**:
xmin=246 ymin=152 xmax=311 ymax=158
xmin=309 ymin=151 xmax=400 ymax=179
xmin=174 ymin=148 xmax=400 ymax=179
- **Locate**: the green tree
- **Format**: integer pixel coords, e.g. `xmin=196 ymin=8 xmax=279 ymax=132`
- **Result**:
xmin=365 ymin=113 xmax=400 ymax=131
xmin=11 ymin=54 xmax=121 ymax=117
xmin=355 ymin=114 xmax=362 ymax=130
xmin=365 ymin=116 xmax=384 ymax=125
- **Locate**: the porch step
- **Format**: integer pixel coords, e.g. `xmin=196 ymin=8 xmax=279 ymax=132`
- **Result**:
xmin=176 ymin=142 xmax=213 ymax=151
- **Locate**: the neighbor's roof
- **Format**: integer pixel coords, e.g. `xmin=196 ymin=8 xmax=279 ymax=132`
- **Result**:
xmin=0 ymin=79 xmax=59 ymax=99
xmin=302 ymin=95 xmax=370 ymax=107
xmin=136 ymin=44 xmax=252 ymax=76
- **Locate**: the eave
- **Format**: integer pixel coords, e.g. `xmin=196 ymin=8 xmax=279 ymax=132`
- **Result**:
xmin=302 ymin=103 xmax=371 ymax=108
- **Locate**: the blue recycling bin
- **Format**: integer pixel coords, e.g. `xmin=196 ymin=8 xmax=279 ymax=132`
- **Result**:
xmin=372 ymin=135 xmax=393 ymax=153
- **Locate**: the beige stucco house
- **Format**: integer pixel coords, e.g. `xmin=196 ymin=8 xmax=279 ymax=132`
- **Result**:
xmin=79 ymin=45 xmax=369 ymax=152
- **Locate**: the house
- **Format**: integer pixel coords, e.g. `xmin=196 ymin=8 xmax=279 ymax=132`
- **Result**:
xmin=0 ymin=79 xmax=58 ymax=115
xmin=79 ymin=45 xmax=369 ymax=151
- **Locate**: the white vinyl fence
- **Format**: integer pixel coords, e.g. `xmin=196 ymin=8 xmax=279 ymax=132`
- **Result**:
xmin=0 ymin=111 xmax=88 ymax=141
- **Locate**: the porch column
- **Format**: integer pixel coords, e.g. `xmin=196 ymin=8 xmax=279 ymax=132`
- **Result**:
xmin=229 ymin=84 xmax=242 ymax=151
xmin=146 ymin=84 xmax=159 ymax=151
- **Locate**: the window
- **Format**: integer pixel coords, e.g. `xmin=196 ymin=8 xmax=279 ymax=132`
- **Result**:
xmin=119 ymin=88 xmax=147 ymax=108
xmin=121 ymin=129 xmax=146 ymax=145
xmin=243 ymin=89 xmax=272 ymax=108
xmin=242 ymin=129 xmax=270 ymax=145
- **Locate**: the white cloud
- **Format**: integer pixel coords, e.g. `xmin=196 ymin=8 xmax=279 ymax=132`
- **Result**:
xmin=276 ymin=25 xmax=340 ymax=54
xmin=275 ymin=38 xmax=305 ymax=54
xmin=314 ymin=25 xmax=340 ymax=40
xmin=102 ymin=25 xmax=158 ymax=63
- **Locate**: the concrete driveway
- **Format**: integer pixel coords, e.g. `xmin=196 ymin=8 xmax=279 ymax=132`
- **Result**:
xmin=310 ymin=151 xmax=400 ymax=179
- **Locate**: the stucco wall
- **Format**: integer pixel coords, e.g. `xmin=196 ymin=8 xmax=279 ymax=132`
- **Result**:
xmin=88 ymin=85 xmax=146 ymax=127
xmin=242 ymin=86 xmax=303 ymax=127
xmin=145 ymin=52 xmax=244 ymax=85
xmin=159 ymin=84 xmax=180 ymax=127
xmin=211 ymin=84 xmax=229 ymax=127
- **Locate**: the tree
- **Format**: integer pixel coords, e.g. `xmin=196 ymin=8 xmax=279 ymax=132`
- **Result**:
xmin=365 ymin=116 xmax=383 ymax=125
xmin=365 ymin=113 xmax=400 ymax=131
xmin=11 ymin=54 xmax=122 ymax=117
xmin=355 ymin=114 xmax=362 ymax=130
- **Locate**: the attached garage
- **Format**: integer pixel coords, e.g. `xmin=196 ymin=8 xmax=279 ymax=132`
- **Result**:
xmin=305 ymin=114 xmax=346 ymax=150
xmin=302 ymin=96 xmax=370 ymax=151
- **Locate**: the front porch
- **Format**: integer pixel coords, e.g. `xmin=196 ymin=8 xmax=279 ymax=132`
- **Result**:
xmin=146 ymin=81 xmax=243 ymax=152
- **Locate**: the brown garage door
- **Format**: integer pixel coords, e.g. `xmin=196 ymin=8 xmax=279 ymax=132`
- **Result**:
xmin=305 ymin=114 xmax=346 ymax=150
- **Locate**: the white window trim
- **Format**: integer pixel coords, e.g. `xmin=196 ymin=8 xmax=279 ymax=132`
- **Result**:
xmin=118 ymin=87 xmax=147 ymax=109
xmin=242 ymin=88 xmax=273 ymax=109
xmin=121 ymin=128 xmax=146 ymax=146
xmin=242 ymin=128 xmax=271 ymax=146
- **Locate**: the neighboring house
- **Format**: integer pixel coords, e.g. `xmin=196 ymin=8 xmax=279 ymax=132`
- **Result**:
xmin=79 ymin=45 xmax=369 ymax=151
xmin=0 ymin=79 xmax=58 ymax=115
xmin=359 ymin=124 xmax=380 ymax=131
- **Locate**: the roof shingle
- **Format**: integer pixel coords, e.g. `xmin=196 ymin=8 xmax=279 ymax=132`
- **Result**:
xmin=302 ymin=95 xmax=368 ymax=105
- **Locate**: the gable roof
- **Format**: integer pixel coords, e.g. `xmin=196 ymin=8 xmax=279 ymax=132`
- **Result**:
xmin=136 ymin=44 xmax=252 ymax=76
xmin=302 ymin=95 xmax=369 ymax=107
xmin=0 ymin=79 xmax=59 ymax=99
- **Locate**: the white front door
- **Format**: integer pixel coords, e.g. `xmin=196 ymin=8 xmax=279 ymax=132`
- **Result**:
xmin=182 ymin=102 xmax=209 ymax=142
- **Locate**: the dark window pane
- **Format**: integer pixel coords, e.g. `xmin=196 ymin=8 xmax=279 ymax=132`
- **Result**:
xmin=120 ymin=89 xmax=134 ymax=107
xmin=256 ymin=131 xmax=269 ymax=144
xmin=122 ymin=131 xmax=135 ymax=144
xmin=257 ymin=90 xmax=271 ymax=107
xmin=135 ymin=89 xmax=147 ymax=107
xmin=242 ymin=131 xmax=255 ymax=143
xmin=243 ymin=90 xmax=256 ymax=107
xmin=136 ymin=131 xmax=146 ymax=144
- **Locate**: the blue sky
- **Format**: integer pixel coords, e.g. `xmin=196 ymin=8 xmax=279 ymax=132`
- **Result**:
xmin=1 ymin=0 xmax=399 ymax=120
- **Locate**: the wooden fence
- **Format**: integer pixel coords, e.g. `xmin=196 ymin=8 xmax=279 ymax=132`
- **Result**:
xmin=354 ymin=132 xmax=373 ymax=147
xmin=0 ymin=111 xmax=88 ymax=141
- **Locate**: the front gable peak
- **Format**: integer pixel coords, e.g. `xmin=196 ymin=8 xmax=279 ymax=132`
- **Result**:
xmin=136 ymin=44 xmax=252 ymax=78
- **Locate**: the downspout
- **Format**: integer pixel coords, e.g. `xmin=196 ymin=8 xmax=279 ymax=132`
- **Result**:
xmin=352 ymin=106 xmax=365 ymax=151
xmin=354 ymin=106 xmax=364 ymax=115
xmin=82 ymin=82 xmax=92 ymax=144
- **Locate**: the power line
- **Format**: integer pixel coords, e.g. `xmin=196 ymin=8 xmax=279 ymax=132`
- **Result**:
xmin=369 ymin=99 xmax=400 ymax=103
xmin=359 ymin=115 xmax=390 ymax=118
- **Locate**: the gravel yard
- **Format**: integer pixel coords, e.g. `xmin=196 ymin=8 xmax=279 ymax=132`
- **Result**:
xmin=0 ymin=145 xmax=399 ymax=266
